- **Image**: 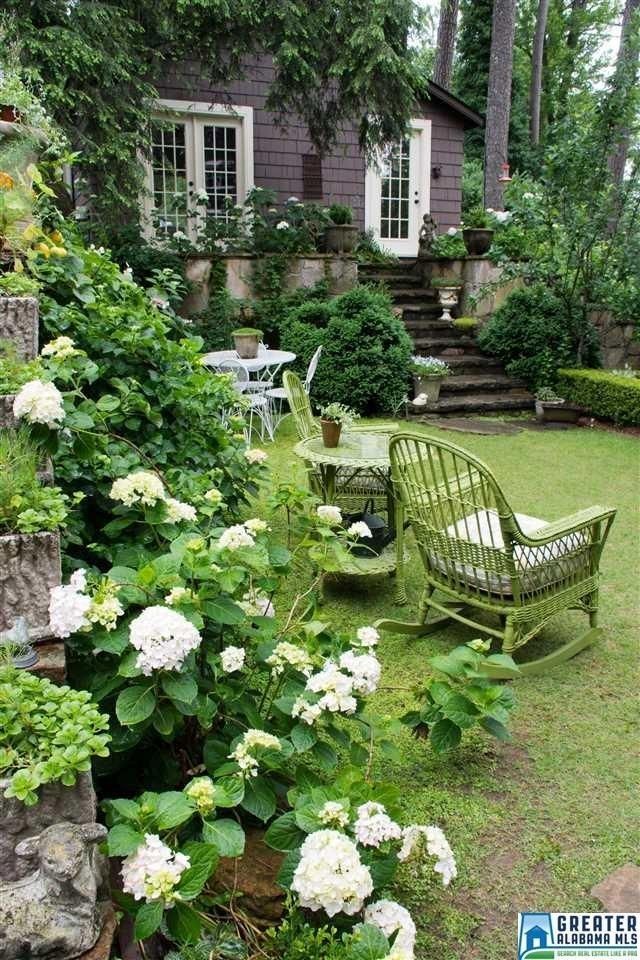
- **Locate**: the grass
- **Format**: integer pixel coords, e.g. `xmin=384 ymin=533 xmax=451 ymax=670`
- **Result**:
xmin=257 ymin=416 xmax=639 ymax=960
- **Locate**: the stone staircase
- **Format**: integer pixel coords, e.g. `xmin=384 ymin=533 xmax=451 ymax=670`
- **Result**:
xmin=360 ymin=260 xmax=534 ymax=416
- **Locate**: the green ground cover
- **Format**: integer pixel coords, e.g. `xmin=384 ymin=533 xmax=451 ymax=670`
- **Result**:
xmin=259 ymin=418 xmax=639 ymax=960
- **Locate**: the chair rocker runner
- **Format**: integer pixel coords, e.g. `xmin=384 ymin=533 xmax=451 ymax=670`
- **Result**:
xmin=377 ymin=433 xmax=616 ymax=677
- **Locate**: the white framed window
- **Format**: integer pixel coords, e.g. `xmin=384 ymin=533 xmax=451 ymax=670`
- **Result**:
xmin=143 ymin=100 xmax=254 ymax=239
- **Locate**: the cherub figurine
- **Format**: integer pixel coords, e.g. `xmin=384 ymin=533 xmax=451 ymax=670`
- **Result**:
xmin=418 ymin=213 xmax=438 ymax=255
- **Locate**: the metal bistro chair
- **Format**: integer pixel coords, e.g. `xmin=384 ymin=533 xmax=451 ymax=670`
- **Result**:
xmin=377 ymin=432 xmax=616 ymax=677
xmin=216 ymin=358 xmax=273 ymax=441
xmin=283 ymin=369 xmax=392 ymax=518
xmin=266 ymin=345 xmax=323 ymax=432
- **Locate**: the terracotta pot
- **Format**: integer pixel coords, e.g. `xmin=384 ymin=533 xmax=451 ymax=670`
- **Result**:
xmin=233 ymin=333 xmax=260 ymax=359
xmin=0 ymin=105 xmax=21 ymax=124
xmin=462 ymin=228 xmax=494 ymax=256
xmin=535 ymin=400 xmax=582 ymax=424
xmin=321 ymin=418 xmax=342 ymax=447
xmin=413 ymin=374 xmax=444 ymax=407
xmin=324 ymin=224 xmax=359 ymax=254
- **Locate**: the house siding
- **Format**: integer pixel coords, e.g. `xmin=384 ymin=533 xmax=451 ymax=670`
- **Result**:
xmin=157 ymin=56 xmax=465 ymax=236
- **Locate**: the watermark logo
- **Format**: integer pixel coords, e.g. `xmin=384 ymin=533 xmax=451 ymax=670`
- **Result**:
xmin=518 ymin=913 xmax=639 ymax=959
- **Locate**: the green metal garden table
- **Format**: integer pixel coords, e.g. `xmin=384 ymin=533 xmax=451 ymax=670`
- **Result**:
xmin=293 ymin=431 xmax=408 ymax=601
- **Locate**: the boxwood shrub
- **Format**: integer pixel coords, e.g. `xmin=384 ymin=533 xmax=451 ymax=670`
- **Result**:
xmin=556 ymin=368 xmax=640 ymax=425
xmin=279 ymin=286 xmax=412 ymax=414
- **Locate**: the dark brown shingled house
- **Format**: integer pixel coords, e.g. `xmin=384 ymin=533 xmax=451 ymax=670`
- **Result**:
xmin=146 ymin=56 xmax=482 ymax=257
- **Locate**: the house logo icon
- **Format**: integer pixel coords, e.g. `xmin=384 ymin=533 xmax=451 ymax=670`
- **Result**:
xmin=518 ymin=913 xmax=554 ymax=958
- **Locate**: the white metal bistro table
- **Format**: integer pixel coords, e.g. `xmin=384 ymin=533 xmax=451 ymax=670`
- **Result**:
xmin=201 ymin=349 xmax=296 ymax=382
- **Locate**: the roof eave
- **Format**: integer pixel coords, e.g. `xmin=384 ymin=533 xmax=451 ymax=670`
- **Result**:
xmin=425 ymin=80 xmax=484 ymax=128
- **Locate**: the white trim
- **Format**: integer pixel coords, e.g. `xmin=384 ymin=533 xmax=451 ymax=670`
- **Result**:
xmin=365 ymin=118 xmax=431 ymax=257
xmin=142 ymin=99 xmax=254 ymax=239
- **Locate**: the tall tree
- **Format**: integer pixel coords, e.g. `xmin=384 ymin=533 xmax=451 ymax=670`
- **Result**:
xmin=608 ymin=0 xmax=640 ymax=185
xmin=433 ymin=0 xmax=459 ymax=88
xmin=529 ymin=0 xmax=551 ymax=145
xmin=484 ymin=0 xmax=518 ymax=208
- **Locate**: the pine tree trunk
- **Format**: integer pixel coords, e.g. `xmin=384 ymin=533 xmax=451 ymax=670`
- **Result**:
xmin=529 ymin=0 xmax=550 ymax=145
xmin=483 ymin=0 xmax=517 ymax=209
xmin=433 ymin=0 xmax=460 ymax=88
xmin=608 ymin=0 xmax=640 ymax=186
xmin=556 ymin=0 xmax=587 ymax=119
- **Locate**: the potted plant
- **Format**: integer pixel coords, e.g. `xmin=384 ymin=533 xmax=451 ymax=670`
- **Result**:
xmin=0 ymin=429 xmax=66 ymax=636
xmin=318 ymin=401 xmax=358 ymax=447
xmin=453 ymin=315 xmax=480 ymax=332
xmin=324 ymin=203 xmax=358 ymax=254
xmin=432 ymin=277 xmax=463 ymax=322
xmin=535 ymin=387 xmax=582 ymax=425
xmin=462 ymin=207 xmax=495 ymax=256
xmin=0 ymin=664 xmax=110 ymax=881
xmin=410 ymin=355 xmax=452 ymax=407
xmin=232 ymin=326 xmax=263 ymax=359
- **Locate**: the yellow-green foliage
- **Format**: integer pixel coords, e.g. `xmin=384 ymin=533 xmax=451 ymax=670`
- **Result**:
xmin=557 ymin=368 xmax=640 ymax=426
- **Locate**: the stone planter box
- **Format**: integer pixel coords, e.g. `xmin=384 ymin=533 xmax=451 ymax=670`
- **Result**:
xmin=0 ymin=530 xmax=61 ymax=636
xmin=324 ymin=224 xmax=359 ymax=253
xmin=0 ymin=296 xmax=39 ymax=360
xmin=0 ymin=772 xmax=96 ymax=882
xmin=182 ymin=254 xmax=358 ymax=315
xmin=0 ymin=392 xmax=16 ymax=429
xmin=535 ymin=400 xmax=582 ymax=425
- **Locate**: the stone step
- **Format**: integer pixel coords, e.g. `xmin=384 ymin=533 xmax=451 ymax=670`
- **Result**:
xmin=397 ymin=304 xmax=443 ymax=319
xmin=412 ymin=336 xmax=481 ymax=353
xmin=385 ymin=287 xmax=437 ymax=300
xmin=439 ymin=374 xmax=527 ymax=394
xmin=361 ymin=272 xmax=423 ymax=287
xmin=404 ymin=318 xmax=461 ymax=332
xmin=424 ymin=354 xmax=505 ymax=376
xmin=430 ymin=391 xmax=534 ymax=415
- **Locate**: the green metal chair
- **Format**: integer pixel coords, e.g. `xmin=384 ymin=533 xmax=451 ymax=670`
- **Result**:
xmin=377 ymin=432 xmax=616 ymax=677
xmin=283 ymin=370 xmax=391 ymax=517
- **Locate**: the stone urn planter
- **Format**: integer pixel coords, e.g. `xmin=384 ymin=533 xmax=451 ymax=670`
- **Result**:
xmin=0 ymin=530 xmax=61 ymax=636
xmin=0 ymin=296 xmax=39 ymax=359
xmin=434 ymin=284 xmax=462 ymax=322
xmin=232 ymin=327 xmax=262 ymax=360
xmin=463 ymin=227 xmax=494 ymax=256
xmin=320 ymin=418 xmax=342 ymax=447
xmin=324 ymin=224 xmax=359 ymax=254
xmin=535 ymin=398 xmax=582 ymax=425
xmin=413 ymin=373 xmax=446 ymax=407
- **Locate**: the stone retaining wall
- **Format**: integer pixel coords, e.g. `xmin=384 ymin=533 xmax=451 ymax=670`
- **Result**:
xmin=590 ymin=310 xmax=640 ymax=369
xmin=183 ymin=254 xmax=358 ymax=315
xmin=0 ymin=297 xmax=39 ymax=359
xmin=420 ymin=256 xmax=522 ymax=320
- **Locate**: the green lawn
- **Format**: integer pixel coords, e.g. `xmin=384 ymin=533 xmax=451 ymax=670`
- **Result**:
xmin=256 ymin=417 xmax=639 ymax=960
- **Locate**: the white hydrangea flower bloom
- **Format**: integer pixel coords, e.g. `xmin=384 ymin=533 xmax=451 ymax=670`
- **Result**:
xmin=292 ymin=830 xmax=373 ymax=917
xmin=88 ymin=593 xmax=124 ymax=631
xmin=245 ymin=448 xmax=268 ymax=464
xmin=356 ymin=626 xmax=380 ymax=648
xmin=172 ymin=230 xmax=187 ymax=240
xmin=230 ymin=729 xmax=282 ymax=778
xmin=267 ymin=641 xmax=313 ymax=676
xmin=397 ymin=824 xmax=457 ymax=886
xmin=110 ymin=470 xmax=165 ymax=507
xmin=306 ymin=662 xmax=357 ymax=715
xmin=164 ymin=586 xmax=195 ymax=606
xmin=339 ymin=650 xmax=380 ymax=695
xmin=347 ymin=521 xmax=372 ymax=539
xmin=291 ymin=696 xmax=323 ymax=725
xmin=184 ymin=776 xmax=216 ymax=815
xmin=129 ymin=606 xmax=202 ymax=675
xmin=218 ymin=524 xmax=255 ymax=551
xmin=195 ymin=188 xmax=209 ymax=202
xmin=244 ymin=517 xmax=269 ymax=534
xmin=49 ymin=569 xmax=91 ymax=638
xmin=41 ymin=336 xmax=78 ymax=359
xmin=316 ymin=504 xmax=342 ymax=526
xmin=276 ymin=221 xmax=289 ymax=229
xmin=165 ymin=497 xmax=197 ymax=523
xmin=121 ymin=834 xmax=190 ymax=906
xmin=203 ymin=487 xmax=223 ymax=505
xmin=239 ymin=588 xmax=274 ymax=618
xmin=286 ymin=196 xmax=300 ymax=203
xmin=318 ymin=800 xmax=350 ymax=828
xmin=467 ymin=638 xmax=491 ymax=652
xmin=220 ymin=645 xmax=246 ymax=673
xmin=447 ymin=226 xmax=458 ymax=236
xmin=364 ymin=900 xmax=416 ymax=958
xmin=13 ymin=380 xmax=65 ymax=428
xmin=354 ymin=802 xmax=402 ymax=847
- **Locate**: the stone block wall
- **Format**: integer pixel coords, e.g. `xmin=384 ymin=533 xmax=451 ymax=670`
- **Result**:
xmin=0 ymin=297 xmax=39 ymax=359
xmin=419 ymin=256 xmax=522 ymax=321
xmin=590 ymin=310 xmax=640 ymax=369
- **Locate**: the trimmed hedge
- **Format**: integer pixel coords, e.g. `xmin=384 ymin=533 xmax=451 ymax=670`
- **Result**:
xmin=557 ymin=368 xmax=640 ymax=425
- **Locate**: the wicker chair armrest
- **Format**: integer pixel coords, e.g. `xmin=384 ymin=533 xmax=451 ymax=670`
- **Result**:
xmin=514 ymin=505 xmax=616 ymax=545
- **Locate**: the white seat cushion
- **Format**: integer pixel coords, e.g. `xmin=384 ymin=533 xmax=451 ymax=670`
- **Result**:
xmin=428 ymin=509 xmax=587 ymax=595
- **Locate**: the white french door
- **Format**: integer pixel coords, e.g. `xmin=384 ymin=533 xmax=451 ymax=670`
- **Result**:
xmin=365 ymin=119 xmax=431 ymax=257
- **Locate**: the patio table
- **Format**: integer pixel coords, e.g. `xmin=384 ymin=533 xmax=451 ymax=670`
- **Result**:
xmin=201 ymin=348 xmax=296 ymax=383
xmin=293 ymin=431 xmax=408 ymax=601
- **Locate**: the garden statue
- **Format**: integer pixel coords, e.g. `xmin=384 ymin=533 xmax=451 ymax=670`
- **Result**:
xmin=0 ymin=821 xmax=108 ymax=959
xmin=418 ymin=213 xmax=438 ymax=255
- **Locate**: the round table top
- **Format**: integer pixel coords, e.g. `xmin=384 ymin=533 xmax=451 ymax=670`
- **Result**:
xmin=294 ymin=431 xmax=391 ymax=468
xmin=201 ymin=349 xmax=296 ymax=372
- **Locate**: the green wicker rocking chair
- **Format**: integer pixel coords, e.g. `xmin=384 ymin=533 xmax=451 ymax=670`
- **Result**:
xmin=377 ymin=432 xmax=616 ymax=677
xmin=282 ymin=370 xmax=391 ymax=517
